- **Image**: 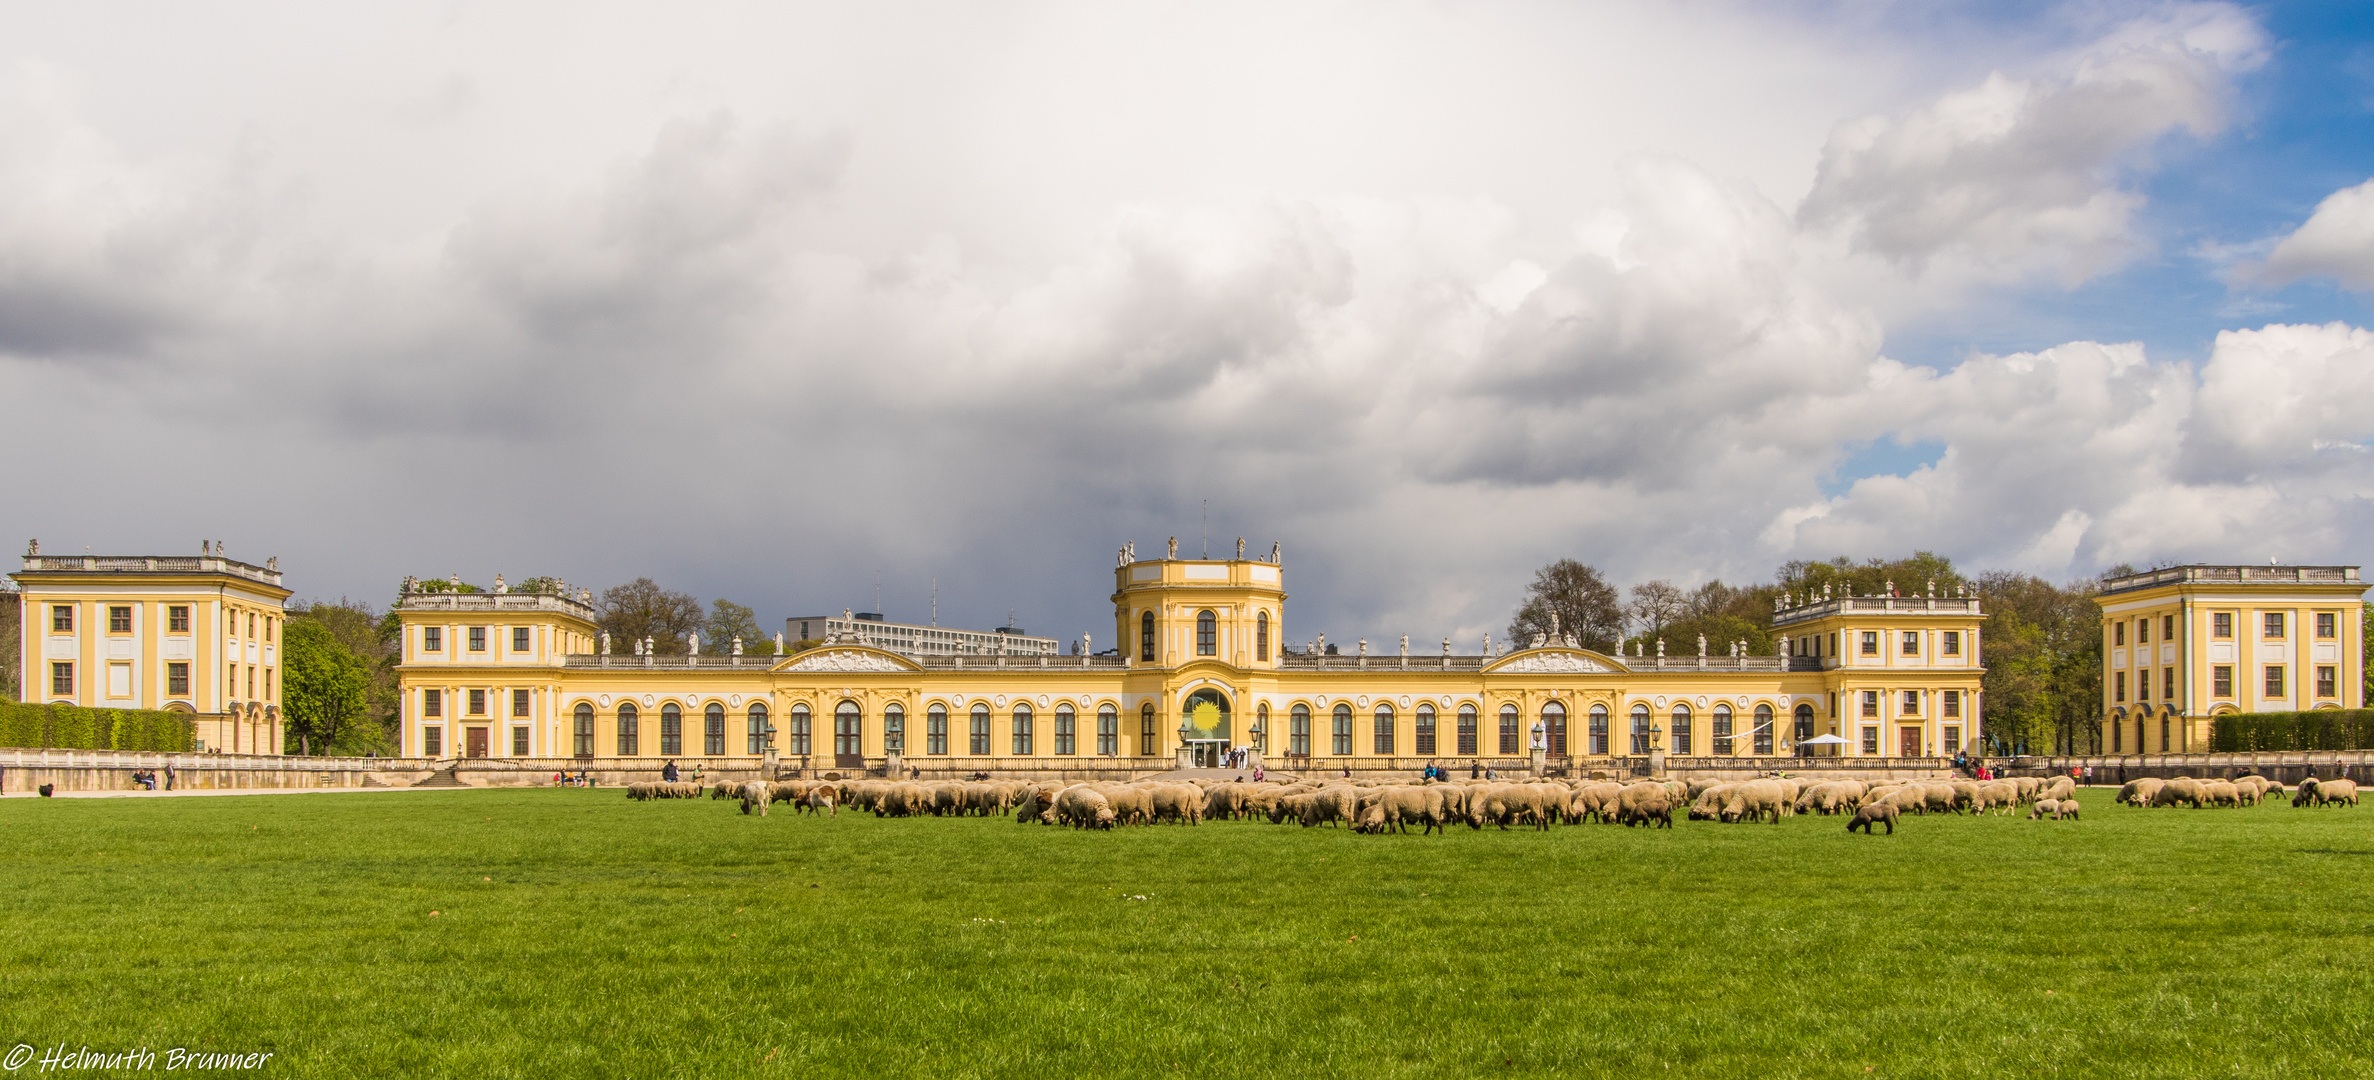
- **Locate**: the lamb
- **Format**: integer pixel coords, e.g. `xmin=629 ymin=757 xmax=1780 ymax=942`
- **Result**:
xmin=1719 ymin=779 xmax=1787 ymax=824
xmin=1847 ymin=801 xmax=1898 ymax=834
xmin=2029 ymin=798 xmax=2059 ymax=820
xmin=1616 ymin=783 xmax=1674 ymax=829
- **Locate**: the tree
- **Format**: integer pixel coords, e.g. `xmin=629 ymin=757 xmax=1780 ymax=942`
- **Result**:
xmin=0 ymin=588 xmax=17 ymax=701
xmin=1508 ymin=560 xmax=1625 ymax=653
xmin=1973 ymin=571 xmax=2101 ymax=756
xmin=281 ymin=620 xmax=371 ymax=756
xmin=597 ymin=578 xmax=706 ymax=654
xmin=1627 ymin=580 xmax=1685 ymax=638
xmin=1622 ymin=578 xmax=1781 ymax=657
xmin=1776 ymin=552 xmax=1965 ymax=601
xmin=292 ymin=597 xmax=401 ymax=754
xmin=703 ymin=598 xmax=767 ymax=654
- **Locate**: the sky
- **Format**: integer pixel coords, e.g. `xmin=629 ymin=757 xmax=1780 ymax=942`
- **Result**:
xmin=4 ymin=0 xmax=2373 ymax=652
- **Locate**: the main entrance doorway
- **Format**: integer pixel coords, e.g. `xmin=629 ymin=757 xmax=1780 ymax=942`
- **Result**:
xmin=1186 ymin=739 xmax=1231 ymax=768
xmin=1899 ymin=726 xmax=1921 ymax=757
xmin=466 ymin=726 xmax=490 ymax=758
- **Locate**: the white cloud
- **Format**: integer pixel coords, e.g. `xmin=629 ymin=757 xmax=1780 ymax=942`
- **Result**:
xmin=2258 ymin=179 xmax=2374 ymax=289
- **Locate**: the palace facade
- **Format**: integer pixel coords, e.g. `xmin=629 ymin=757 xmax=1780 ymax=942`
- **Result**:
xmin=2093 ymin=564 xmax=2367 ymax=754
xmin=391 ymin=551 xmax=1989 ymax=771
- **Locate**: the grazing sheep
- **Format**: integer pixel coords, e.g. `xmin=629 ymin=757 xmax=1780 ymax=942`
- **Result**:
xmin=1847 ymin=802 xmax=1899 ymax=835
xmin=1149 ymin=784 xmax=1205 ymax=825
xmin=2012 ymin=775 xmax=2043 ymax=800
xmin=1877 ymin=784 xmax=1926 ymax=816
xmin=803 ymin=786 xmax=839 ymax=817
xmin=1689 ymin=783 xmax=1739 ymax=821
xmin=2153 ymin=777 xmax=2203 ymax=809
xmin=1720 ymin=779 xmax=1787 ymax=824
xmin=2299 ymin=777 xmax=2359 ymax=807
xmin=1616 ymin=783 xmax=1674 ymax=829
xmin=2040 ymin=776 xmax=2075 ymax=802
xmin=2200 ymin=780 xmax=2240 ymax=808
xmin=2029 ymin=798 xmax=2059 ymax=820
xmin=1975 ymin=780 xmax=2021 ymax=815
xmin=2119 ymin=777 xmax=2164 ymax=808
xmin=741 ymin=782 xmax=772 ymax=816
xmin=1574 ymin=782 xmax=1625 ymax=824
xmin=710 ymin=781 xmax=742 ymax=801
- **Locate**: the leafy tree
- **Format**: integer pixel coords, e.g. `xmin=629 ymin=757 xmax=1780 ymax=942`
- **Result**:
xmin=0 ymin=588 xmax=17 ymax=701
xmin=411 ymin=576 xmax=482 ymax=594
xmin=703 ymin=598 xmax=767 ymax=654
xmin=1507 ymin=560 xmax=1625 ymax=653
xmin=597 ymin=578 xmax=705 ymax=654
xmin=1775 ymin=552 xmax=1965 ymax=601
xmin=291 ymin=597 xmax=401 ymax=754
xmin=1972 ymin=571 xmax=2101 ymax=756
xmin=1622 ymin=578 xmax=1780 ymax=657
xmin=281 ymin=620 xmax=372 ymax=756
xmin=1626 ymin=580 xmax=1685 ymax=638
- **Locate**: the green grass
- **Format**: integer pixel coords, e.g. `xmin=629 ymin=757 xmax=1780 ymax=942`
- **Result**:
xmin=2 ymin=787 xmax=2371 ymax=1079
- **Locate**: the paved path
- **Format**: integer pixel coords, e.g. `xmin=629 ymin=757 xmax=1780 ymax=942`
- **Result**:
xmin=0 ymin=785 xmax=464 ymax=800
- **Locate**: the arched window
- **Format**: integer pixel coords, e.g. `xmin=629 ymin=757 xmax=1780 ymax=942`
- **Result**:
xmin=883 ymin=703 xmax=904 ymax=756
xmin=926 ymin=703 xmax=948 ymax=755
xmin=615 ymin=702 xmax=640 ymax=756
xmin=1754 ymin=703 xmax=1775 ymax=755
xmin=1457 ymin=704 xmax=1478 ymax=756
xmin=1713 ymin=704 xmax=1734 ymax=755
xmin=1140 ymin=611 xmax=1155 ymax=662
xmin=1139 ymin=703 xmax=1158 ymax=756
xmin=660 ymin=703 xmax=683 ymax=756
xmin=1290 ymin=703 xmax=1311 ymax=756
xmin=1498 ymin=704 xmax=1519 ymax=755
xmin=1667 ymin=704 xmax=1690 ymax=756
xmin=1196 ymin=610 xmax=1216 ymax=656
xmin=789 ymin=703 xmax=812 ymax=756
xmin=707 ymin=702 xmax=728 ymax=755
xmin=1256 ymin=610 xmax=1270 ymax=661
xmin=573 ymin=702 xmax=595 ymax=758
xmin=1254 ymin=702 xmax=1269 ymax=752
xmin=1011 ymin=703 xmax=1034 ymax=756
xmin=1054 ymin=704 xmax=1075 ymax=755
xmin=1332 ymin=704 xmax=1354 ymax=755
xmin=1628 ymin=704 xmax=1651 ymax=755
xmin=1588 ymin=704 xmax=1609 ymax=756
xmin=1373 ymin=704 xmax=1395 ymax=756
xmin=1096 ymin=704 xmax=1117 ymax=755
xmin=969 ymin=703 xmax=991 ymax=755
xmin=1542 ymin=701 xmax=1567 ymax=756
xmin=834 ymin=700 xmax=862 ymax=761
xmin=1415 ymin=703 xmax=1436 ymax=756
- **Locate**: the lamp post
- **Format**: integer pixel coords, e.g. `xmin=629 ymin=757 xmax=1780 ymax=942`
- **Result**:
xmin=761 ymin=721 xmax=780 ymax=778
xmin=1647 ymin=722 xmax=1666 ymax=778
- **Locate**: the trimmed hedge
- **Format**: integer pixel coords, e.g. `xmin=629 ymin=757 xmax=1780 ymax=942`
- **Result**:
xmin=0 ymin=700 xmax=198 ymax=752
xmin=2209 ymin=709 xmax=2374 ymax=753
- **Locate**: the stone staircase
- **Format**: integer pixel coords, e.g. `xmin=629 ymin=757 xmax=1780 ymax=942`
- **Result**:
xmin=411 ymin=766 xmax=469 ymax=789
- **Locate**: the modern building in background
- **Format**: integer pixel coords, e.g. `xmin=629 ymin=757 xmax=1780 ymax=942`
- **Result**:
xmin=10 ymin=542 xmax=291 ymax=754
xmin=2094 ymin=564 xmax=2367 ymax=755
xmin=784 ymin=611 xmax=1059 ymax=658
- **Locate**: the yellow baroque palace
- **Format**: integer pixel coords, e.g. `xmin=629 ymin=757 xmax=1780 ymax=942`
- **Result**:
xmin=394 ymin=551 xmax=1988 ymax=771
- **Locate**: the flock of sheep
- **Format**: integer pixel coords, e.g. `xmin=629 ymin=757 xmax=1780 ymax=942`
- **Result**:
xmin=646 ymin=768 xmax=2360 ymax=835
xmin=2114 ymin=774 xmax=2358 ymax=809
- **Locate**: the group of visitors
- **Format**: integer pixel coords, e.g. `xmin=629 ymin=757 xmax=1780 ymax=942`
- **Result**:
xmin=552 ymin=770 xmax=594 ymax=787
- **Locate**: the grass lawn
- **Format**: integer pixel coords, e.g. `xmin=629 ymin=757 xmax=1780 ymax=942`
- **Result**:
xmin=2 ymin=785 xmax=2371 ymax=1078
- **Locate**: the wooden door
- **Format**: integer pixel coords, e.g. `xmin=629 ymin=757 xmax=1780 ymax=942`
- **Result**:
xmin=1899 ymin=727 xmax=1920 ymax=757
xmin=466 ymin=727 xmax=490 ymax=758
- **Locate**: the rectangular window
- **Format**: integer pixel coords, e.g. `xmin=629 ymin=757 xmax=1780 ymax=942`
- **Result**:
xmin=1373 ymin=712 xmax=1394 ymax=756
xmin=1901 ymin=690 xmax=1919 ymax=715
xmin=51 ymin=662 xmax=73 ymax=696
xmin=972 ymin=710 xmax=992 ymax=755
xmin=1012 ymin=710 xmax=1033 ymax=756
xmin=2164 ymin=667 xmax=2176 ymax=701
xmin=246 ymin=666 xmax=255 ymax=698
xmin=468 ymin=689 xmax=486 ymax=715
xmin=2114 ymin=671 xmax=2126 ymax=703
xmin=1711 ymin=709 xmax=1732 ymax=755
xmin=2316 ymin=612 xmax=2337 ymax=639
xmin=574 ymin=709 xmax=594 ymax=758
xmin=1751 ymin=721 xmax=1771 ymax=756
xmin=423 ymin=688 xmax=442 ymax=718
xmin=2213 ymin=665 xmax=2233 ymax=697
xmin=1860 ymin=631 xmax=1879 ymax=656
xmin=2137 ymin=618 xmax=2149 ymax=645
xmin=1055 ymin=709 xmax=1075 ymax=755
xmin=1861 ymin=690 xmax=1879 ymax=717
xmin=52 ymin=605 xmax=73 ymax=632
xmin=423 ymin=727 xmax=442 ymax=757
xmin=1901 ymin=631 xmax=1919 ymax=656
xmin=423 ymin=627 xmax=442 ymax=652
xmin=928 ymin=710 xmax=948 ymax=755
xmin=108 ymin=606 xmax=132 ymax=633
xmin=167 ymin=662 xmax=190 ymax=696
xmin=2318 ymin=666 xmax=2338 ymax=698
xmin=1942 ymin=690 xmax=1960 ymax=717
xmin=512 ymin=627 xmax=531 ymax=653
xmin=468 ymin=627 xmax=487 ymax=652
xmin=2163 ymin=615 xmax=2175 ymax=640
xmin=512 ymin=688 xmax=530 ymax=717
xmin=2264 ymin=612 xmax=2285 ymax=639
xmin=168 ymin=605 xmax=190 ymax=632
xmin=512 ymin=726 xmax=530 ymax=756
xmin=1861 ymin=726 xmax=1879 ymax=754
xmin=1140 ymin=710 xmax=1158 ymax=757
xmin=1456 ymin=709 xmax=1477 ymax=756
xmin=1097 ymin=709 xmax=1117 ymax=756
xmin=1498 ymin=710 xmax=1518 ymax=755
xmin=660 ymin=710 xmax=681 ymax=756
xmin=2265 ymin=666 xmax=2285 ymax=698
xmin=1942 ymin=631 xmax=1960 ymax=656
xmin=1943 ymin=726 xmax=1961 ymax=755
xmin=2212 ymin=612 xmax=2232 ymax=638
xmin=1415 ymin=709 xmax=1435 ymax=756
xmin=2138 ymin=669 xmax=2149 ymax=701
xmin=1289 ymin=709 xmax=1310 ymax=756
xmin=617 ymin=711 xmax=639 ymax=756
xmin=2114 ymin=621 xmax=2124 ymax=646
xmin=1588 ymin=709 xmax=1608 ymax=756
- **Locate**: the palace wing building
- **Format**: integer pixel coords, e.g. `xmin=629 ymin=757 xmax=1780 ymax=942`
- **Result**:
xmin=392 ymin=551 xmax=1990 ymax=771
